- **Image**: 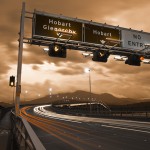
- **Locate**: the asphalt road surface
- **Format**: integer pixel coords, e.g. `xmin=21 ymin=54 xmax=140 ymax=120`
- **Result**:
xmin=20 ymin=105 xmax=150 ymax=150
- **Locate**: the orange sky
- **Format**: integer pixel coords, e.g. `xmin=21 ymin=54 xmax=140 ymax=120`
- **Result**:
xmin=0 ymin=0 xmax=150 ymax=103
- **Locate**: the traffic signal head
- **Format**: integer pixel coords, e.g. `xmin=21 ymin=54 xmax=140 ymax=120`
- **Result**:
xmin=9 ymin=76 xmax=15 ymax=87
xmin=125 ymin=55 xmax=141 ymax=66
xmin=92 ymin=51 xmax=109 ymax=62
xmin=48 ymin=44 xmax=67 ymax=58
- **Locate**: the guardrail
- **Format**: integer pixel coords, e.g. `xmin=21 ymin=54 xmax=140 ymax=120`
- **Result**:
xmin=107 ymin=111 xmax=150 ymax=119
xmin=51 ymin=105 xmax=150 ymax=120
xmin=11 ymin=112 xmax=46 ymax=150
xmin=0 ymin=107 xmax=11 ymax=120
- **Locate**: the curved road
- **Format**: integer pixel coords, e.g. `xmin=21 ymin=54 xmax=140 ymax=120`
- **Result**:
xmin=20 ymin=105 xmax=150 ymax=150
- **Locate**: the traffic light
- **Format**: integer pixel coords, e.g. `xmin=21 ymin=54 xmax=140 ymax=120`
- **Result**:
xmin=48 ymin=44 xmax=67 ymax=58
xmin=92 ymin=51 xmax=109 ymax=62
xmin=9 ymin=76 xmax=15 ymax=87
xmin=125 ymin=55 xmax=141 ymax=66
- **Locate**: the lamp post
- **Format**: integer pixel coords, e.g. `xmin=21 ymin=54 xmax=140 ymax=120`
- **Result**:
xmin=49 ymin=88 xmax=53 ymax=103
xmin=84 ymin=68 xmax=92 ymax=113
xmin=11 ymin=86 xmax=15 ymax=107
xmin=49 ymin=88 xmax=52 ymax=92
xmin=24 ymin=90 xmax=28 ymax=101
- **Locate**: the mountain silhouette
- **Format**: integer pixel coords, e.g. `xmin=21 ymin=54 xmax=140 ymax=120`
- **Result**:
xmin=20 ymin=90 xmax=148 ymax=106
xmin=1 ymin=90 xmax=149 ymax=107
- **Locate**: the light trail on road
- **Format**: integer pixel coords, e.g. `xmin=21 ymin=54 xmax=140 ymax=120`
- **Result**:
xmin=20 ymin=106 xmax=100 ymax=150
xmin=20 ymin=105 xmax=150 ymax=150
xmin=34 ymin=105 xmax=150 ymax=134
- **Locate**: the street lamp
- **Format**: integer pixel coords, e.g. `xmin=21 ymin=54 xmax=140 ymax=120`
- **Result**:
xmin=24 ymin=90 xmax=28 ymax=101
xmin=48 ymin=88 xmax=52 ymax=98
xmin=49 ymin=88 xmax=52 ymax=92
xmin=25 ymin=90 xmax=28 ymax=94
xmin=84 ymin=68 xmax=92 ymax=113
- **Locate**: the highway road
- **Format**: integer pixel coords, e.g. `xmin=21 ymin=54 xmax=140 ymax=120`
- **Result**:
xmin=20 ymin=105 xmax=150 ymax=150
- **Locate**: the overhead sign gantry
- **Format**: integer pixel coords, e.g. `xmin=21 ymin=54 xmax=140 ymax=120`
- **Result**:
xmin=15 ymin=2 xmax=150 ymax=116
xmin=121 ymin=30 xmax=150 ymax=50
xmin=33 ymin=13 xmax=83 ymax=42
xmin=84 ymin=24 xmax=120 ymax=46
xmin=30 ymin=10 xmax=150 ymax=61
xmin=32 ymin=11 xmax=121 ymax=46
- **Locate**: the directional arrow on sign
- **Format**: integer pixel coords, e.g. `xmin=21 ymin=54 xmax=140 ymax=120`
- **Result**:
xmin=100 ymin=40 xmax=106 ymax=44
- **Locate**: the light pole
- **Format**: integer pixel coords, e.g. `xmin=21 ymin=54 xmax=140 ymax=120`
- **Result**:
xmin=84 ymin=68 xmax=92 ymax=113
xmin=12 ymin=86 xmax=15 ymax=106
xmin=49 ymin=88 xmax=52 ymax=92
xmin=49 ymin=88 xmax=52 ymax=102
xmin=24 ymin=90 xmax=28 ymax=101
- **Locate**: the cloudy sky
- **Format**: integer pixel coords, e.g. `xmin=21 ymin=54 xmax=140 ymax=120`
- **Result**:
xmin=0 ymin=0 xmax=150 ymax=104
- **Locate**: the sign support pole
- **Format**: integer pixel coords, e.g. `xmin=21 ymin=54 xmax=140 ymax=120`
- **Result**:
xmin=15 ymin=2 xmax=25 ymax=116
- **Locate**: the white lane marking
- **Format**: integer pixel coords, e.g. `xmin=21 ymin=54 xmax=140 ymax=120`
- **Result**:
xmin=101 ymin=124 xmax=150 ymax=134
xmin=107 ymin=123 xmax=150 ymax=131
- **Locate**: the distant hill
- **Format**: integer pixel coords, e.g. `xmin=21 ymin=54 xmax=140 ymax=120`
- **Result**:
xmin=1 ymin=90 xmax=149 ymax=107
xmin=20 ymin=90 xmax=149 ymax=106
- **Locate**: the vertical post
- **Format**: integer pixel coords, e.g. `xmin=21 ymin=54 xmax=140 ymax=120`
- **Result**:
xmin=84 ymin=68 xmax=92 ymax=114
xmin=15 ymin=2 xmax=25 ymax=116
xmin=89 ymin=69 xmax=92 ymax=113
xmin=12 ymin=86 xmax=15 ymax=106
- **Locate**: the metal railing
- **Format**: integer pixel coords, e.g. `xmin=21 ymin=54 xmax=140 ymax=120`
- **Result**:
xmin=11 ymin=112 xmax=46 ymax=150
xmin=51 ymin=105 xmax=150 ymax=120
xmin=109 ymin=111 xmax=150 ymax=119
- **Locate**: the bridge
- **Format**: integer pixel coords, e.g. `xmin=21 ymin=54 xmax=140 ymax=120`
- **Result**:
xmin=0 ymin=103 xmax=150 ymax=150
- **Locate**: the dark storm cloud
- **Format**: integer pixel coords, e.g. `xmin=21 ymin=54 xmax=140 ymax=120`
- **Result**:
xmin=22 ymin=45 xmax=88 ymax=65
xmin=23 ymin=0 xmax=147 ymax=22
xmin=66 ymin=50 xmax=89 ymax=63
xmin=0 ymin=0 xmax=20 ymax=43
xmin=91 ymin=55 xmax=149 ymax=75
xmin=32 ymin=65 xmax=40 ymax=71
xmin=22 ymin=47 xmax=48 ymax=65
xmin=0 ymin=63 xmax=11 ymax=76
xmin=124 ymin=72 xmax=150 ymax=86
xmin=56 ymin=63 xmax=84 ymax=75
xmin=0 ymin=79 xmax=54 ymax=103
xmin=56 ymin=68 xmax=81 ymax=75
xmin=0 ymin=44 xmax=15 ymax=76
